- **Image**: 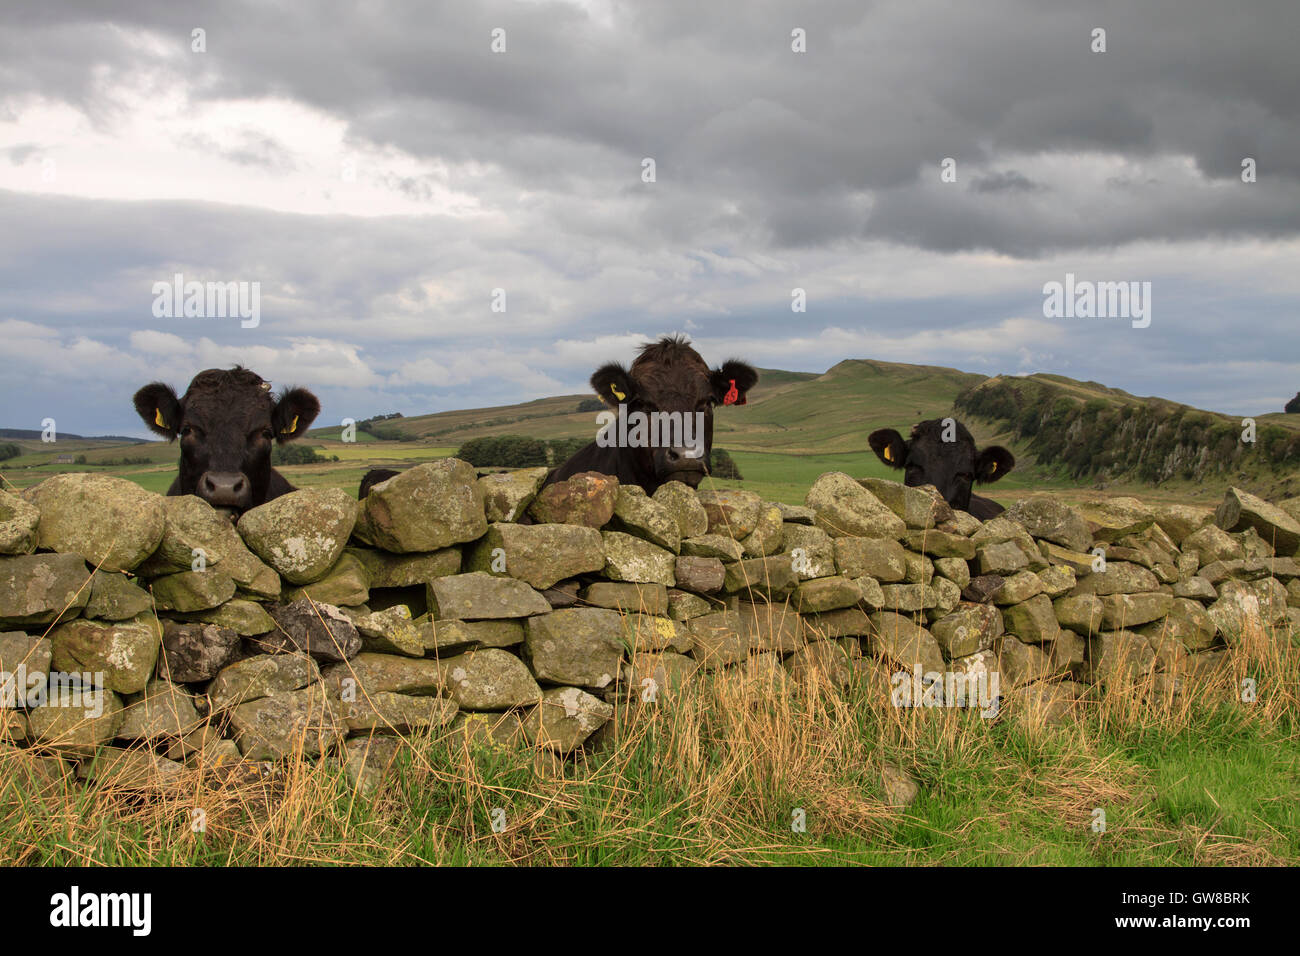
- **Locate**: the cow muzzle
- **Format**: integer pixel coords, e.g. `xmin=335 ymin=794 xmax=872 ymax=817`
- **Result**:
xmin=197 ymin=471 xmax=253 ymax=512
xmin=655 ymin=446 xmax=709 ymax=487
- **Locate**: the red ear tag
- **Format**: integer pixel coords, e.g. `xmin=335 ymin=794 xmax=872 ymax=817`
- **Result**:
xmin=722 ymin=379 xmax=739 ymax=405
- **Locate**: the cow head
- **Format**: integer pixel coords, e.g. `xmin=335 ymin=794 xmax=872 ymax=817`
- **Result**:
xmin=868 ymin=418 xmax=1014 ymax=513
xmin=133 ymin=367 xmax=320 ymax=513
xmin=590 ymin=335 xmax=757 ymax=489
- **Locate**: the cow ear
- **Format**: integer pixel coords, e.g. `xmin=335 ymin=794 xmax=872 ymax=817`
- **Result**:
xmin=590 ymin=362 xmax=635 ymax=407
xmin=975 ymin=446 xmax=1014 ymax=483
xmin=134 ymin=382 xmax=181 ymax=439
xmin=868 ymin=428 xmax=907 ymax=469
xmin=272 ymin=387 xmax=321 ymax=443
xmin=711 ymin=360 xmax=758 ymax=406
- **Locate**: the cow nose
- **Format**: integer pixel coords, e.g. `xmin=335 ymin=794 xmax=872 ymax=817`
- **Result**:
xmin=657 ymin=446 xmax=709 ymax=474
xmin=197 ymin=471 xmax=251 ymax=509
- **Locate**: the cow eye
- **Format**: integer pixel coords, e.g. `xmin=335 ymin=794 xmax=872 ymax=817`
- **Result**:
xmin=180 ymin=425 xmax=197 ymax=439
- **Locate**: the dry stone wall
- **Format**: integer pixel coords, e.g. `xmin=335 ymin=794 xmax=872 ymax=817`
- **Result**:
xmin=2 ymin=462 xmax=1299 ymax=788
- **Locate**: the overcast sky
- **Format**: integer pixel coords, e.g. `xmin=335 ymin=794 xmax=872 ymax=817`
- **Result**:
xmin=2 ymin=0 xmax=1298 ymax=437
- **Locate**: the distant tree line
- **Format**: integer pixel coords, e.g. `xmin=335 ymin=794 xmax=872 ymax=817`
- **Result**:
xmin=957 ymin=379 xmax=1300 ymax=484
xmin=1286 ymin=392 xmax=1300 ymax=414
xmin=272 ymin=445 xmax=337 ymax=465
xmin=0 ymin=443 xmax=20 ymax=462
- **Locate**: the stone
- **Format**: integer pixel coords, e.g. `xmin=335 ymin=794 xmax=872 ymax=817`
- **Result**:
xmin=1000 ymin=593 xmax=1061 ymax=644
xmin=601 ymin=531 xmax=676 ymax=585
xmin=928 ymin=576 xmax=963 ymax=616
xmin=1097 ymin=592 xmax=1173 ymax=630
xmin=802 ymin=607 xmax=873 ymax=639
xmin=1138 ymin=598 xmax=1217 ymax=652
xmin=687 ymin=610 xmax=748 ymax=668
xmin=238 ymin=488 xmax=358 ymax=583
xmin=345 ymin=546 xmax=461 ymax=588
xmin=652 ymin=482 xmax=709 ymax=538
xmin=620 ymin=614 xmax=684 ymax=652
xmin=976 ymin=540 xmax=1028 ymax=576
xmin=623 ymin=652 xmax=697 ymax=699
xmin=1198 ymin=558 xmax=1268 ymax=585
xmin=933 ymin=557 xmax=970 ymax=589
xmin=478 ymin=467 xmax=549 ymax=523
xmin=793 ymin=575 xmax=862 ymax=613
xmin=541 ymin=581 xmax=580 ymax=608
xmin=857 ymin=477 xmax=952 ymax=529
xmin=740 ymin=505 xmax=784 ymax=558
xmin=962 ymin=575 xmax=1005 ymax=604
xmin=320 ymin=653 xmax=439 ymax=697
xmin=579 ymin=581 xmax=668 ymax=614
xmin=1206 ymin=582 xmax=1267 ymax=645
xmin=610 ymin=486 xmax=681 ymax=552
xmin=996 ymin=637 xmax=1051 ymax=686
xmin=1085 ymin=631 xmax=1156 ymax=684
xmin=901 ymin=530 xmax=976 ymax=560
xmin=344 ymin=734 xmax=403 ymax=796
xmin=775 ymin=502 xmax=817 ymax=525
xmin=672 ymin=556 xmax=725 ymax=594
xmin=667 ymin=589 xmax=716 ymax=621
xmin=1005 ymin=495 xmax=1093 ymax=552
xmin=1150 ymin=503 xmax=1213 ymax=545
xmin=1183 ymin=525 xmax=1243 ymax=566
xmin=807 ymin=473 xmax=906 ymax=538
xmin=262 ymin=599 xmax=362 ymax=663
xmin=341 ymin=604 xmax=423 ymax=657
xmin=283 ymin=552 xmax=370 ymax=606
xmin=1036 ymin=565 xmax=1076 ymax=598
xmin=1053 ymin=594 xmax=1106 ymax=636
xmin=524 ymin=608 xmax=624 ymax=688
xmin=427 ymin=571 xmax=550 ymax=619
xmin=82 ymin=571 xmax=152 ymax=621
xmin=868 ymin=612 xmax=944 ymax=675
xmin=134 ymin=494 xmax=242 ymax=575
xmin=229 ymin=684 xmax=343 ymax=760
xmin=834 ymin=537 xmax=907 ymax=582
xmin=781 ymin=524 xmax=837 ymax=580
xmin=1049 ymin=631 xmax=1086 ymax=675
xmin=526 ymin=471 xmax=617 ymax=527
xmin=941 ymin=510 xmax=983 ymax=536
xmin=855 ymin=576 xmax=886 ymax=609
xmin=208 ymin=653 xmax=320 ymax=712
xmin=48 ymin=614 xmax=161 ymax=695
xmin=1214 ymin=487 xmax=1300 ymax=556
xmin=991 ymin=571 xmax=1043 ymax=605
xmin=27 ymin=688 xmax=123 ymax=754
xmin=0 ymin=631 xmax=52 ymax=690
xmin=118 ymin=678 xmax=203 ymax=740
xmin=25 ymin=474 xmax=164 ymax=572
xmin=783 ymin=641 xmax=854 ymax=688
xmin=880 ymin=763 xmax=921 ymax=807
xmin=353 ymin=460 xmax=486 ymax=552
xmin=1014 ymin=682 xmax=1085 ymax=725
xmin=157 ymin=621 xmax=241 ymax=682
xmin=435 ymin=648 xmax=542 ymax=710
xmin=878 ymin=583 xmax=937 ymax=613
xmin=737 ymin=600 xmax=806 ymax=653
xmin=723 ymin=554 xmax=797 ymax=598
xmin=0 ymin=553 xmax=90 ymax=627
xmin=1070 ymin=561 xmax=1159 ymax=596
xmin=1041 ymin=541 xmax=1100 ymax=574
xmin=465 ymin=523 xmax=605 ymax=590
xmin=930 ymin=603 xmax=1003 ymax=658
xmin=1173 ymin=576 xmax=1217 ymax=601
xmin=1074 ymin=497 xmax=1155 ymax=543
xmin=177 ymin=599 xmax=275 ymax=636
xmin=149 ymin=569 xmax=236 ymax=612
xmin=903 ymin=550 xmax=936 ymax=583
xmin=76 ymin=747 xmax=187 ymax=789
xmin=0 ymin=488 xmax=39 ymax=555
xmin=696 ymin=489 xmax=763 ymax=539
xmin=444 ymin=711 xmax=526 ymax=750
xmin=521 ymin=686 xmax=613 ymax=753
xmin=680 ymin=534 xmax=744 ymax=562
xmin=419 ymin=618 xmax=525 ymax=652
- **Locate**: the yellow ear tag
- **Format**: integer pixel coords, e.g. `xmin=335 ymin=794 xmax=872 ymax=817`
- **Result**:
xmin=989 ymin=461 xmax=997 ymax=475
xmin=610 ymin=384 xmax=626 ymax=401
xmin=280 ymin=415 xmax=298 ymax=435
xmin=155 ymin=409 xmax=167 ymax=428
xmin=882 ymin=446 xmax=893 ymax=462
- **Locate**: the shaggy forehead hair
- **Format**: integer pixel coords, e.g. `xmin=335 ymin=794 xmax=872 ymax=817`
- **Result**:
xmin=184 ymin=366 xmax=272 ymax=405
xmin=630 ymin=335 xmax=710 ymax=394
xmin=911 ymin=418 xmax=975 ymax=445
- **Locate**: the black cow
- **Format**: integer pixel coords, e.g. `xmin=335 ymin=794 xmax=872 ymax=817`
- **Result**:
xmin=543 ymin=335 xmax=758 ymax=495
xmin=868 ymin=418 xmax=1014 ymax=519
xmin=359 ymin=468 xmax=399 ymax=498
xmin=133 ymin=366 xmax=320 ymax=514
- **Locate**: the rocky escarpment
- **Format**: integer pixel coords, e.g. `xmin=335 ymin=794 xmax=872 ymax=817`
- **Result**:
xmin=1 ymin=464 xmax=1298 ymax=792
